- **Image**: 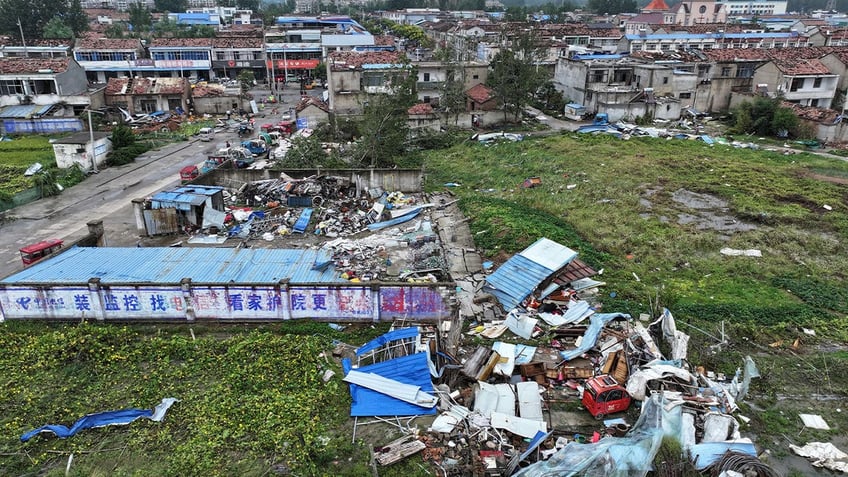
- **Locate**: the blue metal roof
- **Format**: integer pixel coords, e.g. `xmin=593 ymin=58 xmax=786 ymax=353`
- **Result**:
xmin=2 ymin=247 xmax=344 ymax=284
xmin=151 ymin=186 xmax=223 ymax=210
xmin=0 ymin=104 xmax=54 ymax=119
xmin=484 ymin=238 xmax=578 ymax=311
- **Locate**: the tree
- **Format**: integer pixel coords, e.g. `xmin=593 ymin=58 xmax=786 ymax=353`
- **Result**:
xmin=154 ymin=0 xmax=188 ymax=12
xmin=111 ymin=124 xmax=136 ymax=148
xmin=354 ymin=67 xmax=417 ymax=167
xmin=731 ymin=97 xmax=801 ymax=138
xmin=65 ymin=0 xmax=89 ymax=36
xmin=0 ymin=0 xmax=55 ymax=38
xmin=487 ymin=31 xmax=547 ymax=122
xmin=586 ymin=0 xmax=637 ymax=15
xmin=238 ymin=70 xmax=255 ymax=96
xmin=313 ymin=62 xmax=328 ymax=83
xmin=436 ymin=46 xmax=468 ymax=126
xmin=128 ymin=2 xmax=153 ymax=31
xmin=43 ymin=17 xmax=73 ymax=39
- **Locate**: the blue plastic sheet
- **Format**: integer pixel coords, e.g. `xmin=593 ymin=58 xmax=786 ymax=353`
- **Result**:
xmin=559 ymin=313 xmax=630 ymax=361
xmin=21 ymin=398 xmax=178 ymax=442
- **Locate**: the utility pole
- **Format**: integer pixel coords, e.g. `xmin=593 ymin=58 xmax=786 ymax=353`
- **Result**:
xmin=17 ymin=18 xmax=27 ymax=57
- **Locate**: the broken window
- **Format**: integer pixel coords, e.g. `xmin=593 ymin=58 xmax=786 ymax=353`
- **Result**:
xmin=721 ymin=67 xmax=732 ymax=77
xmin=736 ymin=64 xmax=755 ymax=78
xmin=790 ymin=78 xmax=805 ymax=92
xmin=361 ymin=73 xmax=384 ymax=88
xmin=0 ymin=80 xmax=25 ymax=95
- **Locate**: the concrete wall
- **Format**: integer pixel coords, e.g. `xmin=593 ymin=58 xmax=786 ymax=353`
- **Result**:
xmin=554 ymin=58 xmax=589 ymax=105
xmin=193 ymin=167 xmax=425 ymax=193
xmin=52 ymin=136 xmax=112 ymax=171
xmin=297 ymin=104 xmax=329 ymax=128
xmin=56 ymin=60 xmax=89 ymax=95
xmin=193 ymin=94 xmax=245 ymax=115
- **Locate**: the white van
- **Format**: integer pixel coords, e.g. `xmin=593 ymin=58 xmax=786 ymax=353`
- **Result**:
xmin=198 ymin=127 xmax=214 ymax=141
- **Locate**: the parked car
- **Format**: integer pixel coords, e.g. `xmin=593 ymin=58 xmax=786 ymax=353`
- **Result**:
xmin=582 ymin=375 xmax=631 ymax=419
xmin=198 ymin=127 xmax=214 ymax=141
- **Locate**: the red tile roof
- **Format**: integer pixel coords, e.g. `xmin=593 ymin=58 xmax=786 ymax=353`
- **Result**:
xmin=295 ymin=96 xmax=330 ymax=113
xmin=192 ymin=84 xmax=225 ymax=98
xmin=211 ymin=37 xmax=263 ymax=48
xmin=149 ymin=38 xmax=213 ymax=48
xmin=781 ymin=101 xmax=841 ymax=123
xmin=105 ymin=77 xmax=128 ymax=95
xmin=466 ymin=83 xmax=494 ymax=103
xmin=0 ymin=37 xmax=72 ymax=47
xmin=75 ymin=37 xmax=143 ymax=50
xmin=328 ymin=51 xmax=406 ymax=70
xmin=773 ymin=58 xmax=831 ymax=75
xmin=106 ymin=77 xmax=188 ymax=95
xmin=407 ymin=103 xmax=434 ymax=115
xmin=0 ymin=57 xmax=70 ymax=74
xmin=643 ymin=0 xmax=670 ymax=11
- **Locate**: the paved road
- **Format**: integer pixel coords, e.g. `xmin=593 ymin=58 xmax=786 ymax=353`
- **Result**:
xmin=0 ymin=85 xmax=326 ymax=279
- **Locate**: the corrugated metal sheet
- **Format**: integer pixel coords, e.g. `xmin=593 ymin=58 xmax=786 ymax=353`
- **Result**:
xmin=0 ymin=104 xmax=53 ymax=119
xmin=143 ymin=208 xmax=180 ymax=236
xmin=484 ymin=238 xmax=577 ymax=311
xmin=2 ymin=247 xmax=344 ymax=284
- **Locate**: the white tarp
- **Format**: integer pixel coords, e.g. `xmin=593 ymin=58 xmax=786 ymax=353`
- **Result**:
xmin=659 ymin=308 xmax=690 ymax=360
xmin=343 ymin=370 xmax=437 ymax=408
xmin=490 ymin=412 xmax=547 ymax=438
xmin=626 ymin=362 xmax=697 ymax=401
xmin=790 ymin=442 xmax=848 ymax=473
xmin=505 ymin=310 xmax=537 ymax=339
xmin=702 ymin=413 xmax=738 ymax=442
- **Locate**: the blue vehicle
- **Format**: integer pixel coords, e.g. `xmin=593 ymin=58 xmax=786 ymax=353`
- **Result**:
xmin=241 ymin=139 xmax=268 ymax=157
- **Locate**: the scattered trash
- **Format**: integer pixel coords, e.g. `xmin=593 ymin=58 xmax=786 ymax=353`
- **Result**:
xmin=522 ymin=177 xmax=542 ymax=188
xmin=720 ymin=248 xmax=762 ymax=257
xmin=790 ymin=442 xmax=848 ymax=473
xmin=21 ymin=398 xmax=179 ymax=442
xmin=799 ymin=414 xmax=830 ymax=430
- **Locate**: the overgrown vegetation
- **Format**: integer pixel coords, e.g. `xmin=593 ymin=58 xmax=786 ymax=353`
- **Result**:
xmin=0 ymin=322 xmax=391 ymax=476
xmin=0 ymin=136 xmax=88 ymax=204
xmin=106 ymin=125 xmax=151 ymax=167
xmin=423 ymin=133 xmax=848 ymax=461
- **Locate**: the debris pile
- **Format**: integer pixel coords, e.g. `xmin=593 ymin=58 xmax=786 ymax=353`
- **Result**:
xmin=332 ymin=236 xmax=779 ymax=477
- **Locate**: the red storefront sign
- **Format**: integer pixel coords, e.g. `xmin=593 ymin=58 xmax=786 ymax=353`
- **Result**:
xmin=266 ymin=59 xmax=320 ymax=70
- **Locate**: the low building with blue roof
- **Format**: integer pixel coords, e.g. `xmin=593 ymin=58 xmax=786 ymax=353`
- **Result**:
xmin=0 ymin=246 xmax=453 ymax=322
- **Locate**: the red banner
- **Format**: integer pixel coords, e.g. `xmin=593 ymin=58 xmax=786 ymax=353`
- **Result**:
xmin=266 ymin=59 xmax=320 ymax=70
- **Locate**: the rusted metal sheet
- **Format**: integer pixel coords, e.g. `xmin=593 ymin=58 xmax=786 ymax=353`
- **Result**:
xmin=144 ymin=208 xmax=180 ymax=236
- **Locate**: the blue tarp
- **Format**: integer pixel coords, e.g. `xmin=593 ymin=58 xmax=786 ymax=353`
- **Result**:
xmin=293 ymin=208 xmax=313 ymax=233
xmin=21 ymin=398 xmax=178 ymax=442
xmin=560 ymin=313 xmax=630 ymax=361
xmin=342 ymin=352 xmax=437 ymax=417
xmin=366 ymin=208 xmax=421 ymax=231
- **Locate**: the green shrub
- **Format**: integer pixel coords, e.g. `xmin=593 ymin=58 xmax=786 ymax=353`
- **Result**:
xmin=106 ymin=143 xmax=150 ymax=167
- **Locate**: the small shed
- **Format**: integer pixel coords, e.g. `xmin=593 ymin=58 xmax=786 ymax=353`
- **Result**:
xmin=51 ymin=132 xmax=112 ymax=171
xmin=294 ymin=96 xmax=330 ymax=128
xmin=136 ymin=185 xmax=225 ymax=236
xmin=564 ymin=103 xmax=587 ymax=121
xmin=466 ymin=83 xmax=497 ymax=112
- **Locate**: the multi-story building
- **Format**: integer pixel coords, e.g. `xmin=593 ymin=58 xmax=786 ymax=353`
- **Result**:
xmin=73 ymin=37 xmax=146 ymax=83
xmin=0 ymin=57 xmax=91 ymax=108
xmin=715 ymin=0 xmax=787 ymax=16
xmin=211 ymin=35 xmax=265 ymax=81
xmin=326 ymin=50 xmax=409 ymax=116
xmin=266 ymin=16 xmax=372 ymax=85
xmin=0 ymin=39 xmax=72 ymax=59
xmin=148 ymin=38 xmax=213 ymax=80
xmin=413 ymin=60 xmax=488 ymax=106
xmin=623 ymin=30 xmax=809 ymax=53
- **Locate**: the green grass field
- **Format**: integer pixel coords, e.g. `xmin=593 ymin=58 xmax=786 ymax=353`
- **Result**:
xmin=0 ymin=136 xmax=57 ymax=197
